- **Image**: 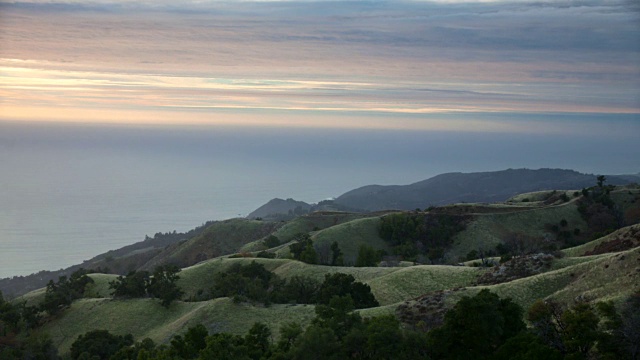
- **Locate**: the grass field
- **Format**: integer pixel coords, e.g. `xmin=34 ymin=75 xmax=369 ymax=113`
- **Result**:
xmin=240 ymin=213 xmax=373 ymax=253
xmin=177 ymin=257 xmax=481 ymax=306
xmin=447 ymin=200 xmax=588 ymax=262
xmin=140 ymin=219 xmax=279 ymax=271
xmin=38 ymin=297 xmax=317 ymax=355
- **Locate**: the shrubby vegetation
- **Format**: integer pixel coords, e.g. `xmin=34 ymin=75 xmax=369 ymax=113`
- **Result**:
xmin=378 ymin=213 xmax=467 ymax=263
xmin=578 ymin=176 xmax=623 ymax=240
xmin=41 ymin=268 xmax=94 ymax=315
xmin=3 ymin=281 xmax=639 ymax=360
xmin=0 ymin=268 xmax=97 ymax=359
xmin=40 ymin=288 xmax=638 ymax=360
xmin=109 ymin=265 xmax=183 ymax=308
xmin=288 ymin=233 xmax=318 ymax=264
xmin=205 ymin=261 xmax=378 ymax=309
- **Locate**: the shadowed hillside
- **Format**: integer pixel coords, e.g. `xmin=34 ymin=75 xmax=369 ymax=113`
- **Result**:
xmin=334 ymin=168 xmax=639 ymax=211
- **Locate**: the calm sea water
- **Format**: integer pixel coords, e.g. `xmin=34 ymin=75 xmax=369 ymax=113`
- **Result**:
xmin=1 ymin=117 xmax=639 ymax=278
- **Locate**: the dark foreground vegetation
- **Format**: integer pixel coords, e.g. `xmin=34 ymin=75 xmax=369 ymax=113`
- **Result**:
xmin=3 ymin=287 xmax=638 ymax=360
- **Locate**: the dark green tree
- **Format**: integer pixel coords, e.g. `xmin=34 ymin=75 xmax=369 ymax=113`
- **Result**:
xmin=109 ymin=271 xmax=150 ymax=298
xmin=170 ymin=324 xmax=208 ymax=359
xmin=288 ymin=324 xmax=341 ymax=360
xmin=355 ymin=245 xmax=380 ymax=267
xmin=317 ymin=273 xmax=378 ymax=309
xmin=275 ymin=322 xmax=303 ymax=353
xmin=69 ymin=329 xmax=133 ymax=360
xmin=330 ymin=241 xmax=344 ymax=266
xmin=620 ymin=291 xmax=640 ymax=360
xmin=245 ymin=322 xmax=272 ymax=359
xmin=427 ymin=289 xmax=525 ymax=360
xmin=493 ymin=332 xmax=562 ymax=360
xmin=147 ymin=265 xmax=184 ymax=308
xmin=282 ymin=275 xmax=320 ymax=304
xmin=313 ymin=295 xmax=362 ymax=340
xmin=110 ymin=338 xmax=156 ymax=360
xmin=199 ymin=333 xmax=250 ymax=360
xmin=288 ymin=233 xmax=318 ymax=264
xmin=263 ymin=235 xmax=281 ymax=249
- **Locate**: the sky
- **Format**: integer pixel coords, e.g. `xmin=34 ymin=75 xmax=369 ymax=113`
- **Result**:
xmin=1 ymin=0 xmax=639 ymax=133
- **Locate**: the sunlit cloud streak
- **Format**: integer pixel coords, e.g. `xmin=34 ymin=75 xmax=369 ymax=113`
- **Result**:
xmin=0 ymin=0 xmax=638 ymax=130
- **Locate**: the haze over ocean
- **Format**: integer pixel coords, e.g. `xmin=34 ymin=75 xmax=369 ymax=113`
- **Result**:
xmin=0 ymin=118 xmax=638 ymax=278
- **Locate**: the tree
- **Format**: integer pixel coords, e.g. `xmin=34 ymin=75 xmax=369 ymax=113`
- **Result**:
xmin=493 ymin=332 xmax=562 ymax=360
xmin=109 ymin=270 xmax=150 ymax=298
xmin=282 ymin=275 xmax=320 ymax=304
xmin=314 ymin=295 xmax=362 ymax=340
xmin=300 ymin=244 xmax=318 ymax=265
xmin=70 ymin=330 xmax=133 ymax=360
xmin=170 ymin=324 xmax=208 ymax=359
xmin=317 ymin=273 xmax=378 ymax=309
xmin=0 ymin=290 xmax=21 ymax=333
xmin=289 ymin=233 xmax=318 ymax=264
xmin=245 ymin=322 xmax=272 ymax=359
xmin=355 ymin=245 xmax=380 ymax=267
xmin=276 ymin=322 xmax=303 ymax=353
xmin=199 ymin=333 xmax=250 ymax=360
xmin=427 ymin=289 xmax=525 ymax=360
xmin=619 ymin=291 xmax=640 ymax=360
xmin=111 ymin=338 xmax=156 ymax=360
xmin=560 ymin=303 xmax=600 ymax=358
xmin=330 ymin=241 xmax=344 ymax=266
xmin=263 ymin=235 xmax=281 ymax=249
xmin=527 ymin=299 xmax=628 ymax=359
xmin=147 ymin=265 xmax=184 ymax=308
xmin=289 ymin=325 xmax=341 ymax=360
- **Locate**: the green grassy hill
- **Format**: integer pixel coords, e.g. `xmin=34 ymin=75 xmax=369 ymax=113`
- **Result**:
xmin=139 ymin=219 xmax=281 ymax=270
xmin=17 ymin=185 xmax=640 ymax=356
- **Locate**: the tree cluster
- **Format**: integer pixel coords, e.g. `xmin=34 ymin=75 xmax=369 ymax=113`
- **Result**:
xmin=5 ymin=284 xmax=639 ymax=360
xmin=378 ymin=213 xmax=467 ymax=263
xmin=66 ymin=295 xmax=424 ymax=360
xmin=578 ymin=176 xmax=624 ymax=239
xmin=288 ymin=233 xmax=318 ymax=264
xmin=41 ymin=268 xmax=94 ymax=316
xmin=207 ymin=261 xmax=378 ymax=309
xmin=109 ymin=265 xmax=184 ymax=308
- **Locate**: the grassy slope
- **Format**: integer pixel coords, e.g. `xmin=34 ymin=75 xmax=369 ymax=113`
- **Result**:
xmin=38 ymin=297 xmax=316 ymax=355
xmin=29 ymin=242 xmax=640 ymax=355
xmin=28 ymin=189 xmax=640 ymax=355
xmin=561 ymin=224 xmax=640 ymax=257
xmin=447 ymin=200 xmax=588 ymax=262
xmin=240 ymin=212 xmax=376 ymax=253
xmin=36 ymin=256 xmax=481 ymax=354
xmin=177 ymin=257 xmax=481 ymax=306
xmin=140 ymin=219 xmax=279 ymax=270
xmin=309 ymin=217 xmax=390 ymax=264
xmin=437 ymin=246 xmax=640 ymax=311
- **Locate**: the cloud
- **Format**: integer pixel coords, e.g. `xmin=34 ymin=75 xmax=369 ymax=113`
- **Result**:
xmin=0 ymin=0 xmax=638 ymax=129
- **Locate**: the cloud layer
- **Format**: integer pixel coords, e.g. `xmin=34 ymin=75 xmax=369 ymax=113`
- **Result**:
xmin=1 ymin=0 xmax=638 ymax=130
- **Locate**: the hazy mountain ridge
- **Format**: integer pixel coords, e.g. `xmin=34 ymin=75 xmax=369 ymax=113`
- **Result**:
xmin=334 ymin=168 xmax=640 ymax=211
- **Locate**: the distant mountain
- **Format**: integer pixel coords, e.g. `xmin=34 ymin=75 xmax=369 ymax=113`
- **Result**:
xmin=247 ymin=198 xmax=313 ymax=219
xmin=333 ymin=168 xmax=640 ymax=211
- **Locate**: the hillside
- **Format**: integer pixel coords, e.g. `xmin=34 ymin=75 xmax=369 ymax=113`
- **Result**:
xmin=334 ymin=168 xmax=639 ymax=211
xmin=4 ymin=168 xmax=637 ymax=299
xmin=246 ymin=198 xmax=313 ymax=220
xmin=27 ymin=225 xmax=639 ymax=355
xmin=11 ymin=183 xmax=638 ymax=357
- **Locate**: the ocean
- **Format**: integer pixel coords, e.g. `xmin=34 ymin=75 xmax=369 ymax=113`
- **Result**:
xmin=1 ymin=117 xmax=639 ymax=278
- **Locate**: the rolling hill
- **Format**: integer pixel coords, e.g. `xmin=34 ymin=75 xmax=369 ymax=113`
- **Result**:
xmin=12 ymin=182 xmax=639 ymax=356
